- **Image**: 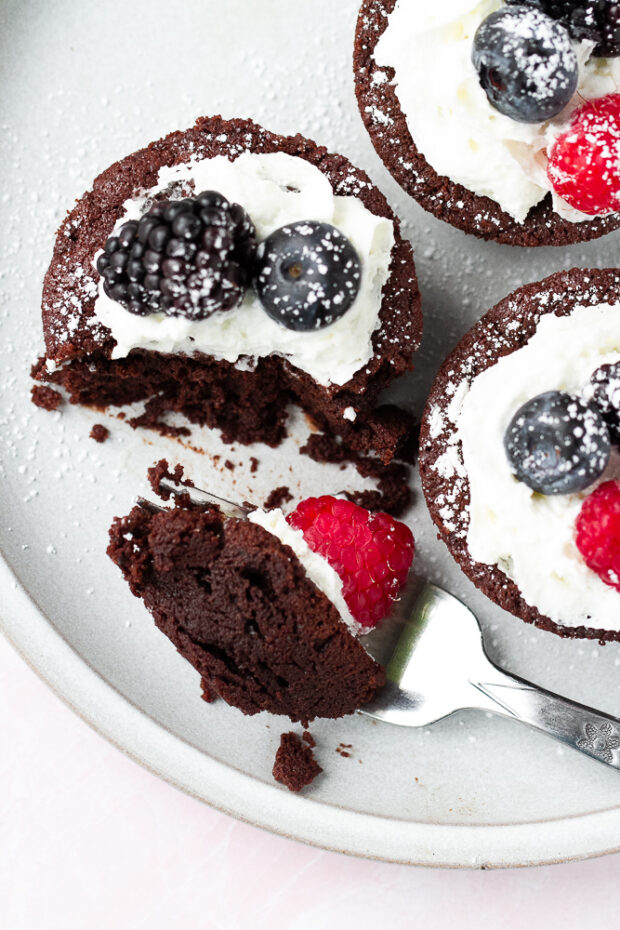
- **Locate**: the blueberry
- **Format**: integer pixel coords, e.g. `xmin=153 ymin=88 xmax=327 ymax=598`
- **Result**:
xmin=472 ymin=6 xmax=578 ymax=123
xmin=504 ymin=390 xmax=610 ymax=494
xmin=254 ymin=221 xmax=361 ymax=332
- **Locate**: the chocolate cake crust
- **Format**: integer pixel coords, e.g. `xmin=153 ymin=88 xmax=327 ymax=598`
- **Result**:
xmin=108 ymin=491 xmax=385 ymax=722
xmin=354 ymin=0 xmax=620 ymax=247
xmin=419 ymin=267 xmax=620 ymax=642
xmin=35 ymin=115 xmax=422 ymax=462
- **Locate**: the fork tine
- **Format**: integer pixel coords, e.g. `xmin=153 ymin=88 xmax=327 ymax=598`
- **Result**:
xmin=136 ymin=477 xmax=251 ymax=521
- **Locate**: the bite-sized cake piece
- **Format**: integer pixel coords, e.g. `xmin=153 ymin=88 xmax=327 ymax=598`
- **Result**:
xmin=107 ymin=463 xmax=414 ymax=724
xmin=419 ymin=267 xmax=620 ymax=641
xmin=354 ymin=0 xmax=620 ymax=246
xmin=32 ymin=115 xmax=422 ymax=463
xmin=273 ymin=732 xmax=323 ymax=792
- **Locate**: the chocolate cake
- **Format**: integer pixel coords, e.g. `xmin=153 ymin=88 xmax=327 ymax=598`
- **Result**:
xmin=107 ymin=464 xmax=391 ymax=723
xmin=419 ymin=267 xmax=620 ymax=641
xmin=107 ymin=460 xmax=416 ymax=792
xmin=354 ymin=0 xmax=620 ymax=247
xmin=32 ymin=115 xmax=422 ymax=464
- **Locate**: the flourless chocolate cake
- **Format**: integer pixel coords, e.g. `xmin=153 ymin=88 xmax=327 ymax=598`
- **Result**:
xmin=419 ymin=268 xmax=620 ymax=642
xmin=108 ymin=461 xmax=415 ymax=786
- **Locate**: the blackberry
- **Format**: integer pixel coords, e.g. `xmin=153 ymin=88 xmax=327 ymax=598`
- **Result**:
xmin=472 ymin=6 xmax=578 ymax=123
xmin=589 ymin=362 xmax=620 ymax=443
xmin=96 ymin=191 xmax=256 ymax=319
xmin=507 ymin=0 xmax=620 ymax=57
xmin=254 ymin=221 xmax=361 ymax=332
xmin=504 ymin=390 xmax=610 ymax=495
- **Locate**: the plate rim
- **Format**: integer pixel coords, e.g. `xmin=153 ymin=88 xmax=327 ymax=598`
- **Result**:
xmin=4 ymin=553 xmax=620 ymax=869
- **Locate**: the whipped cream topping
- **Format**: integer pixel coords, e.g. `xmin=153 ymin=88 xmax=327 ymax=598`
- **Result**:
xmin=248 ymin=507 xmax=360 ymax=634
xmin=457 ymin=304 xmax=620 ymax=630
xmin=93 ymin=152 xmax=395 ymax=387
xmin=374 ymin=0 xmax=620 ymax=223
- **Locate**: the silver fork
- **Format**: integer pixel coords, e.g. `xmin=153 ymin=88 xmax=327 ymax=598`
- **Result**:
xmin=145 ymin=478 xmax=620 ymax=772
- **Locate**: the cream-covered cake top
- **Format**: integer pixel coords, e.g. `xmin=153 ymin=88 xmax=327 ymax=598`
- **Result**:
xmin=93 ymin=152 xmax=395 ymax=387
xmin=375 ymin=0 xmax=620 ymax=223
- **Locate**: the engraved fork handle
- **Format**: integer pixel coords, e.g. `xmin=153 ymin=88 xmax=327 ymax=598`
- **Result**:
xmin=468 ymin=657 xmax=620 ymax=770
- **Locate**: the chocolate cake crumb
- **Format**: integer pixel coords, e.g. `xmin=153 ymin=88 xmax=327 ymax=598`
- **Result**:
xmin=301 ymin=432 xmax=347 ymax=466
xmin=31 ymin=385 xmax=62 ymax=411
xmin=200 ymin=678 xmax=217 ymax=703
xmin=147 ymin=460 xmax=200 ymax=511
xmin=302 ymin=730 xmax=316 ymax=748
xmin=263 ymin=486 xmax=293 ymax=511
xmin=148 ymin=459 xmax=192 ymax=499
xmin=273 ymin=732 xmax=322 ymax=792
xmin=250 ymin=456 xmax=259 ymax=474
xmin=90 ymin=424 xmax=109 ymax=443
xmin=301 ymin=433 xmax=411 ymax=517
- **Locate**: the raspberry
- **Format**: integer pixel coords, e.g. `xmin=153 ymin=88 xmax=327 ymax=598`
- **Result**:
xmin=287 ymin=495 xmax=414 ymax=629
xmin=575 ymin=481 xmax=620 ymax=590
xmin=547 ymin=94 xmax=620 ymax=216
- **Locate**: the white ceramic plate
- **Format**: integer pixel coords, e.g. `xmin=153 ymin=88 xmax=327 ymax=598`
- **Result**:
xmin=3 ymin=0 xmax=620 ymax=868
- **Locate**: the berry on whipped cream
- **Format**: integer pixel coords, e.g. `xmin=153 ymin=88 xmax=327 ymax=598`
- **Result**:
xmin=547 ymin=93 xmax=620 ymax=214
xmin=93 ymin=151 xmax=395 ymax=388
xmin=472 ymin=6 xmax=579 ymax=124
xmin=251 ymin=496 xmax=414 ymax=632
xmin=369 ymin=0 xmax=620 ymax=224
xmin=286 ymin=495 xmax=414 ymax=629
xmin=576 ymin=481 xmax=620 ymax=592
xmin=503 ymin=389 xmax=611 ymax=495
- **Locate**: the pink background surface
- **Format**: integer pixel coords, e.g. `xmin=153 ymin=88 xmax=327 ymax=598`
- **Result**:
xmin=3 ymin=633 xmax=620 ymax=929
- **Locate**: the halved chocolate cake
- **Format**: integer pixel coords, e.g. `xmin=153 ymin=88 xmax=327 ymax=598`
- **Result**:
xmin=108 ymin=462 xmax=414 ymax=725
xmin=33 ymin=116 xmax=422 ymax=463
